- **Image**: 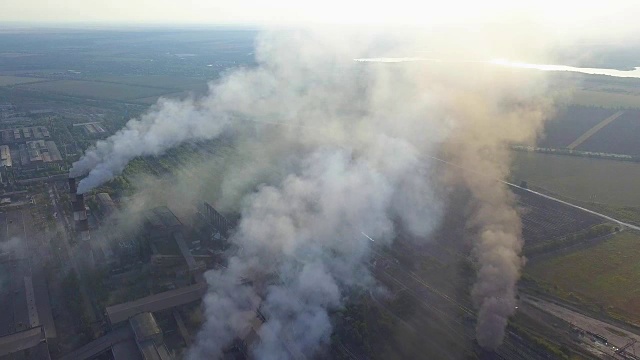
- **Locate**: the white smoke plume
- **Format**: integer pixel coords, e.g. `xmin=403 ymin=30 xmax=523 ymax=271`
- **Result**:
xmin=70 ymin=96 xmax=232 ymax=193
xmin=73 ymin=27 xmax=555 ymax=356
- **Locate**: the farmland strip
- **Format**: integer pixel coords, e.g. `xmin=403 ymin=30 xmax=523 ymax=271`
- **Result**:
xmin=567 ymin=110 xmax=624 ymax=149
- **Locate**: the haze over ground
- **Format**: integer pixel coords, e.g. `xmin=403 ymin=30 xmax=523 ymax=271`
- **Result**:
xmin=3 ymin=0 xmax=640 ymax=359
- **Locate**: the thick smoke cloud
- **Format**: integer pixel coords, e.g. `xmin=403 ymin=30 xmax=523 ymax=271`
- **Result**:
xmin=441 ymin=86 xmax=551 ymax=348
xmin=73 ymin=28 xmax=554 ymax=356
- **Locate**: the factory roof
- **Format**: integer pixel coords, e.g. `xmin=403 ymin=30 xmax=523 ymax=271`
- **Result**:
xmin=106 ymin=283 xmax=207 ymax=324
xmin=130 ymin=313 xmax=161 ymax=343
xmin=0 ymin=145 xmax=11 ymax=167
xmin=96 ymin=193 xmax=116 ymax=216
xmin=137 ymin=340 xmax=171 ymax=360
xmin=97 ymin=193 xmax=114 ymax=204
xmin=0 ymin=127 xmax=51 ymax=144
xmin=145 ymin=207 xmax=182 ymax=229
xmin=0 ymin=326 xmax=46 ymax=357
xmin=111 ymin=339 xmax=143 ymax=360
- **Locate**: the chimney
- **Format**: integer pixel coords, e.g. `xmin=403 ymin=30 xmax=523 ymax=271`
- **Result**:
xmin=68 ymin=176 xmax=78 ymax=203
xmin=73 ymin=193 xmax=86 ymax=213
xmin=72 ymin=193 xmax=91 ymax=242
xmin=68 ymin=176 xmax=77 ymax=194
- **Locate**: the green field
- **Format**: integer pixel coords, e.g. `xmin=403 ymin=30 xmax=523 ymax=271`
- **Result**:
xmin=527 ymin=231 xmax=640 ymax=323
xmin=511 ymin=151 xmax=640 ymax=207
xmin=93 ymin=75 xmax=209 ymax=91
xmin=0 ymin=75 xmax=48 ymax=86
xmin=16 ymin=79 xmax=173 ymax=101
xmin=570 ymin=89 xmax=640 ymax=109
xmin=134 ymin=91 xmax=195 ymax=105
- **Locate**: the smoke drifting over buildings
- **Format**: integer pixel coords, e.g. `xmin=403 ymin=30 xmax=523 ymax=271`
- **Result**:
xmin=72 ymin=29 xmax=553 ymax=356
xmin=70 ymin=98 xmax=232 ymax=193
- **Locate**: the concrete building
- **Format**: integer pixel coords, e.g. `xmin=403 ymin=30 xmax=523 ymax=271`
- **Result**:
xmin=130 ymin=313 xmax=163 ymax=344
xmin=0 ymin=127 xmax=51 ymax=144
xmin=106 ymin=283 xmax=207 ymax=325
xmin=198 ymin=202 xmax=232 ymax=239
xmin=19 ymin=140 xmax=62 ymax=167
xmin=0 ymin=146 xmax=12 ymax=168
xmin=0 ymin=326 xmax=50 ymax=360
xmin=144 ymin=207 xmax=184 ymax=242
xmin=0 ymin=272 xmax=55 ymax=360
xmin=73 ymin=122 xmax=106 ymax=136
xmin=96 ymin=193 xmax=116 ymax=218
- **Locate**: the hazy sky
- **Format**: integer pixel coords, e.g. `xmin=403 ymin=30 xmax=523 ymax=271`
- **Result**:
xmin=1 ymin=0 xmax=638 ymax=32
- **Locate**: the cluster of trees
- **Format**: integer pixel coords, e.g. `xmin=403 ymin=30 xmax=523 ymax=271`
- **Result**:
xmin=512 ymin=145 xmax=640 ymax=163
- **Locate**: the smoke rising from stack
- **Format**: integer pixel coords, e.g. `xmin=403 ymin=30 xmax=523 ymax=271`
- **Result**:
xmin=72 ymin=28 xmax=555 ymax=356
xmin=70 ymin=98 xmax=232 ymax=193
xmin=442 ymin=92 xmax=551 ymax=348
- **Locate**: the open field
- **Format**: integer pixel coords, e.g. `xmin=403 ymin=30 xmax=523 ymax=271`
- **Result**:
xmin=570 ymin=89 xmax=640 ymax=109
xmin=577 ymin=110 xmax=640 ymax=156
xmin=512 ymin=187 xmax=606 ymax=250
xmin=511 ymin=151 xmax=640 ymax=207
xmin=92 ymin=75 xmax=210 ymax=91
xmin=0 ymin=75 xmax=48 ymax=86
xmin=538 ymin=106 xmax=615 ymax=148
xmin=526 ymin=230 xmax=640 ymax=323
xmin=133 ymin=90 xmax=200 ymax=105
xmin=566 ymin=110 xmax=624 ymax=149
xmin=15 ymin=79 xmax=173 ymax=101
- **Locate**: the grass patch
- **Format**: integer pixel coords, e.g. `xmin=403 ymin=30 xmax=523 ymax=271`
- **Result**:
xmin=92 ymin=75 xmax=209 ymax=90
xmin=587 ymin=203 xmax=640 ymax=227
xmin=526 ymin=231 xmax=640 ymax=323
xmin=511 ymin=151 xmax=640 ymax=207
xmin=16 ymin=79 xmax=173 ymax=101
xmin=604 ymin=326 xmax=627 ymax=337
xmin=0 ymin=75 xmax=48 ymax=86
xmin=524 ymin=223 xmax=618 ymax=257
xmin=570 ymin=89 xmax=640 ymax=109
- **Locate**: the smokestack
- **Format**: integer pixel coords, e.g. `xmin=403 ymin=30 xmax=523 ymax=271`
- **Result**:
xmin=68 ymin=176 xmax=77 ymax=194
xmin=69 ymin=176 xmax=78 ymax=203
xmin=72 ymin=194 xmax=86 ymax=219
xmin=77 ymin=219 xmax=90 ymax=241
xmin=71 ymin=193 xmax=90 ymax=241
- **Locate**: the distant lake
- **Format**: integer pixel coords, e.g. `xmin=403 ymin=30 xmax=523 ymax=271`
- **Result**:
xmin=354 ymin=58 xmax=640 ymax=79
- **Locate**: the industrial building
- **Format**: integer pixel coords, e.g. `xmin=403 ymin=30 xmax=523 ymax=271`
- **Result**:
xmin=18 ymin=140 xmax=62 ymax=168
xmin=0 ymin=145 xmax=12 ymax=168
xmin=96 ymin=192 xmax=116 ymax=218
xmin=129 ymin=312 xmax=172 ymax=360
xmin=55 ymin=199 xmax=300 ymax=360
xmin=0 ymin=127 xmax=51 ymax=144
xmin=68 ymin=177 xmax=91 ymax=242
xmin=72 ymin=122 xmax=106 ymax=136
xmin=139 ymin=206 xmax=206 ymax=277
xmin=0 ymin=126 xmax=62 ymax=177
xmin=60 ymin=312 xmax=173 ymax=360
xmin=144 ymin=207 xmax=184 ymax=242
xmin=0 ymin=326 xmax=51 ymax=360
xmin=0 ymin=268 xmax=55 ymax=360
